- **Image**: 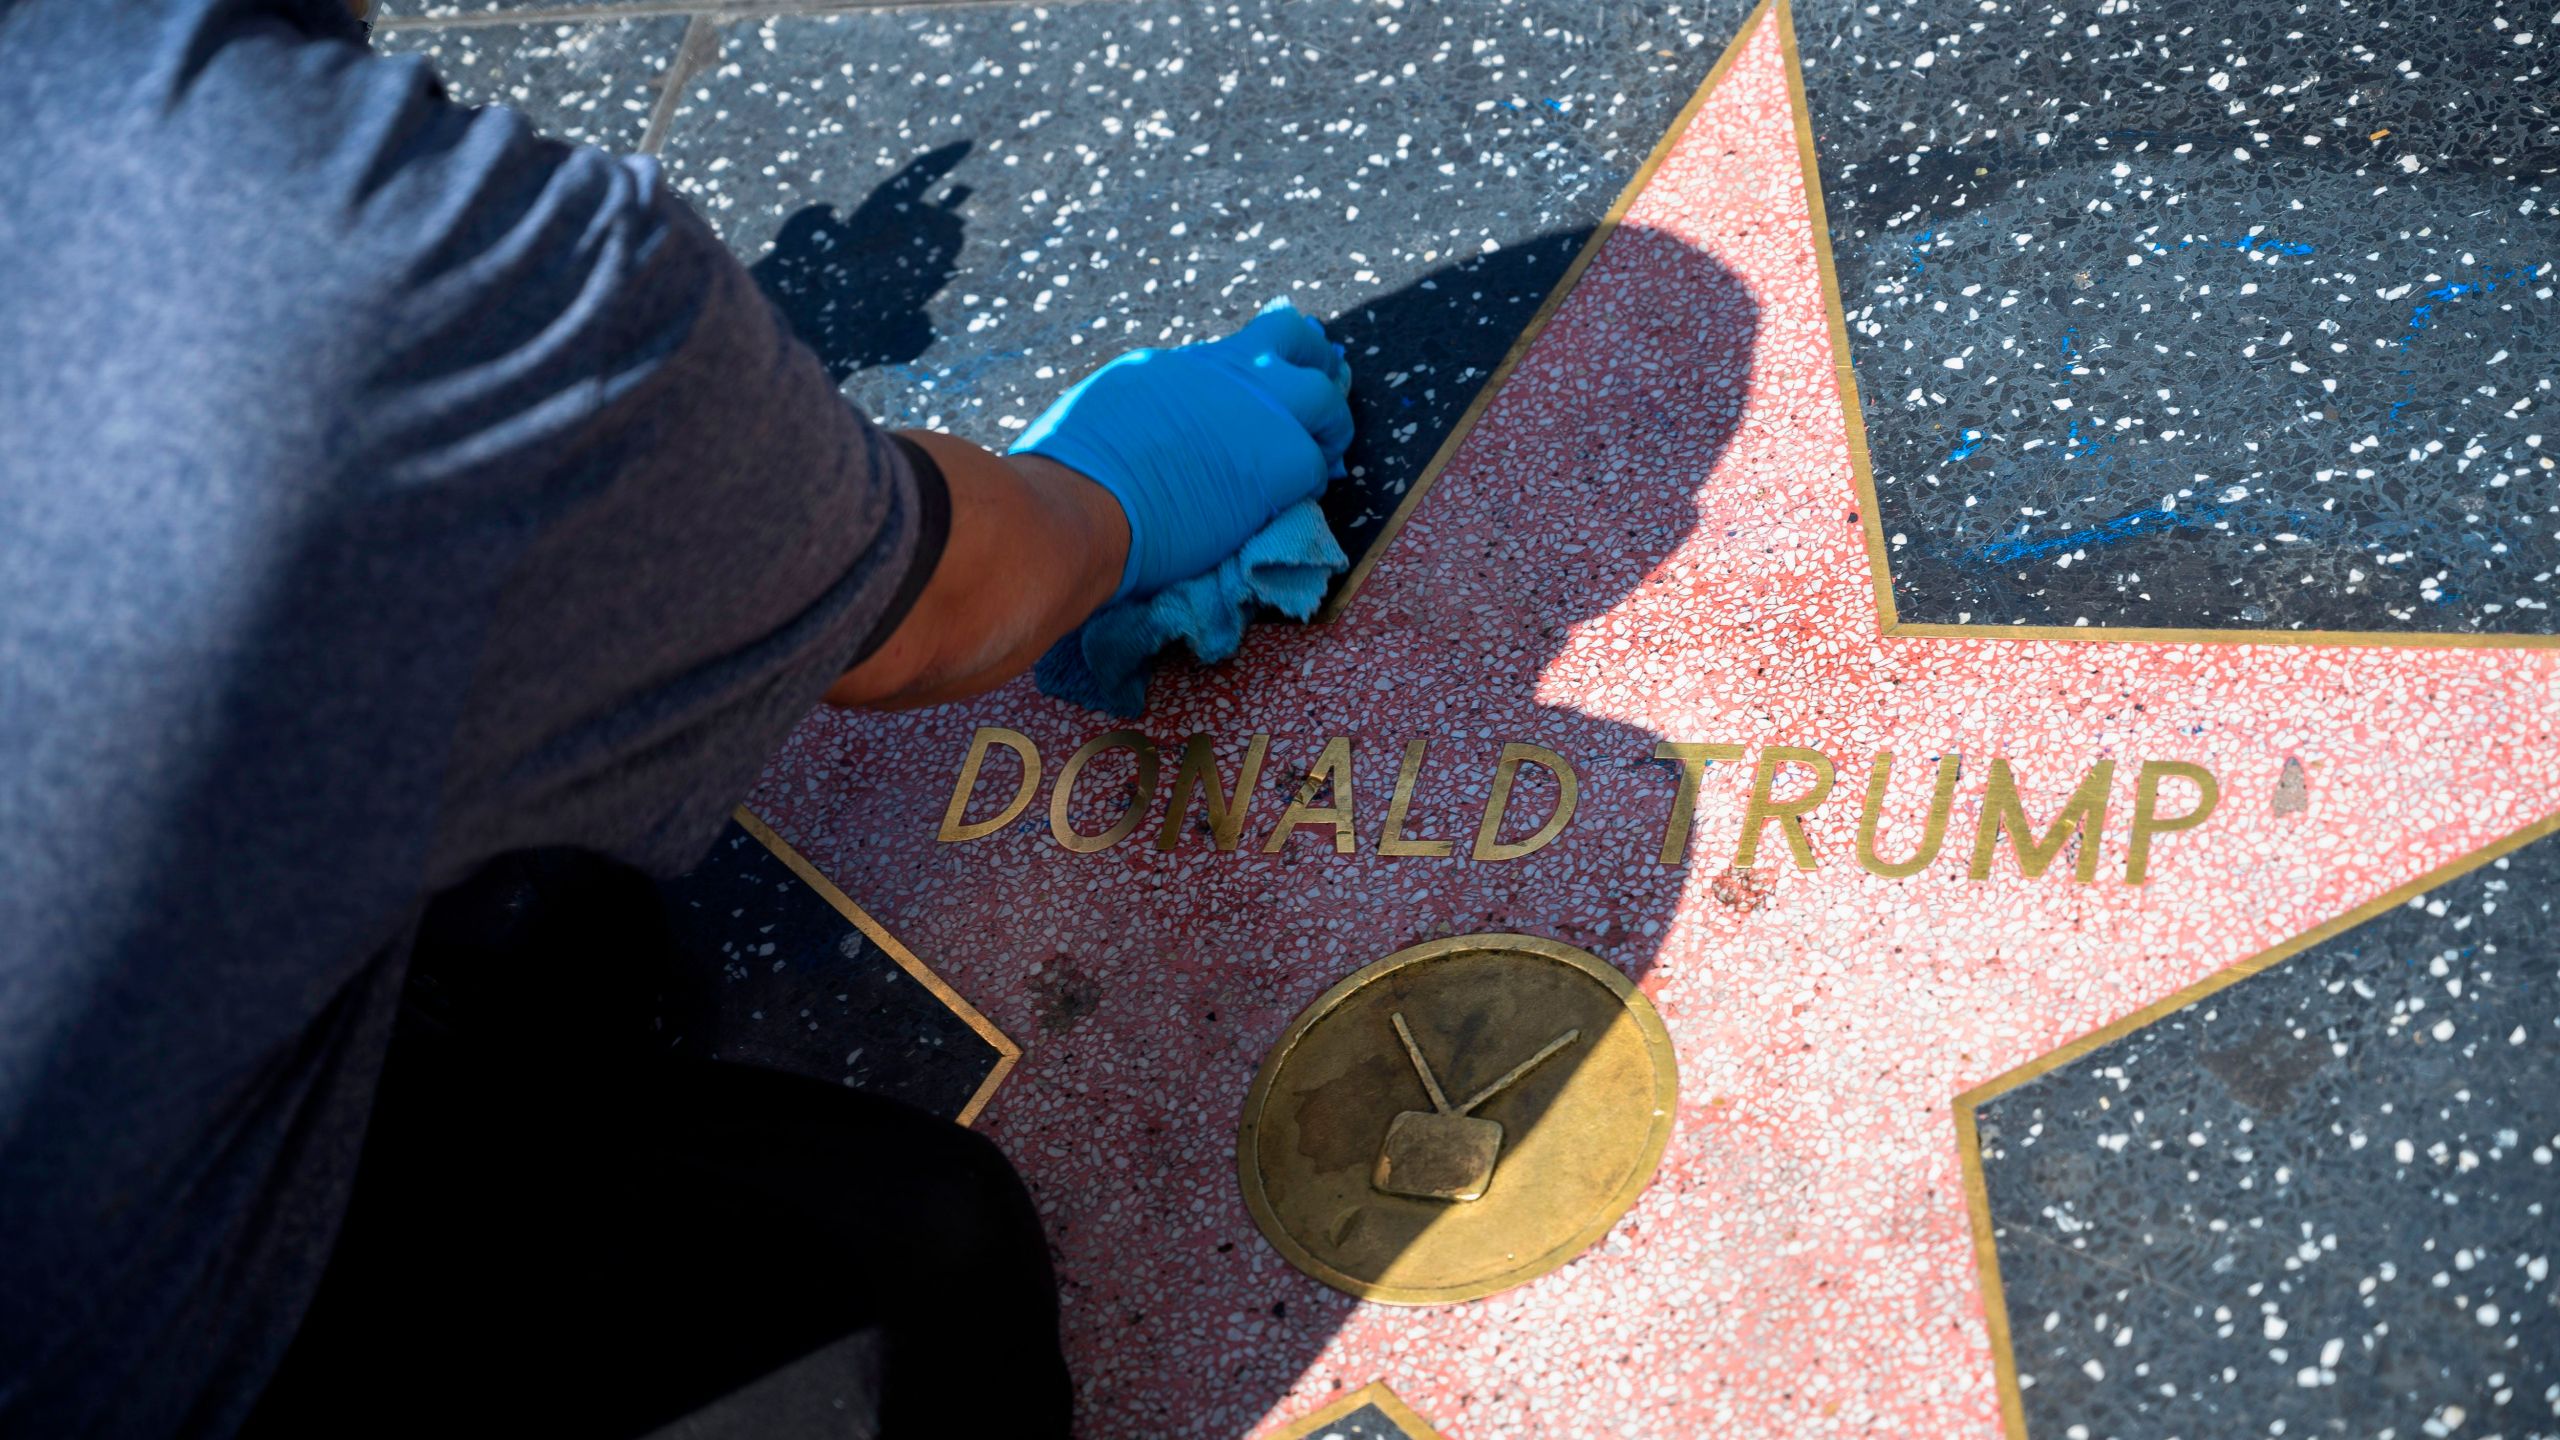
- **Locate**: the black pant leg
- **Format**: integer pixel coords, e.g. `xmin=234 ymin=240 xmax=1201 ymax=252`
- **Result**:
xmin=245 ymin=852 xmax=1071 ymax=1439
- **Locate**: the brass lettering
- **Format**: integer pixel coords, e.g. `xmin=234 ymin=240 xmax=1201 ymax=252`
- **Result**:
xmin=939 ymin=727 xmax=1043 ymax=843
xmin=1155 ymin=733 xmax=1270 ymax=852
xmin=1855 ymin=751 xmax=1959 ymax=878
xmin=1049 ymin=729 xmax=1159 ymax=854
xmin=1734 ymin=746 xmax=1834 ymax=870
xmin=1263 ymin=737 xmax=1359 ymax=854
xmin=1378 ymin=738 xmax=1455 ymax=858
xmin=2124 ymin=760 xmax=2219 ymax=884
xmin=1650 ymin=741 xmax=1747 ymax=865
xmin=1969 ymin=758 xmax=2114 ymax=882
xmin=950 ymin=725 xmax=2241 ymax=887
xmin=1472 ymin=743 xmax=1579 ymax=862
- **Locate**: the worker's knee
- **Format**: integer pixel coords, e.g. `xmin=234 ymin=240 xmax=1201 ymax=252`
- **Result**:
xmin=895 ymin=1114 xmax=1045 ymax=1262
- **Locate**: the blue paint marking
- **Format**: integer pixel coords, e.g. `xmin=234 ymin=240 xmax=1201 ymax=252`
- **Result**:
xmin=1948 ymin=429 xmax=1986 ymax=461
xmin=2377 ymin=263 xmax=2536 ymax=436
xmin=2134 ymin=231 xmax=2318 ymax=258
xmin=1975 ymin=503 xmax=2227 ymax=565
xmin=883 ymin=346 xmax=1029 ymax=401
xmin=2400 ymin=261 xmax=2549 ymax=348
xmin=1909 ymin=230 xmax=1935 ymax=277
xmin=1541 ymin=97 xmax=1569 ymax=115
xmin=2221 ymin=234 xmax=2317 ymax=257
xmin=2062 ymin=419 xmax=2115 ymax=460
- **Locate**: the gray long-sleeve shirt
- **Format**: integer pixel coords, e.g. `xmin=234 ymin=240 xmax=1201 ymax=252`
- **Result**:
xmin=0 ymin=2 xmax=945 ymax=1431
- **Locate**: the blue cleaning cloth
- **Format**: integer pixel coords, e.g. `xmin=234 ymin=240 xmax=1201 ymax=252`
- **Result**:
xmin=1012 ymin=300 xmax=1354 ymax=602
xmin=1035 ymin=497 xmax=1348 ymax=716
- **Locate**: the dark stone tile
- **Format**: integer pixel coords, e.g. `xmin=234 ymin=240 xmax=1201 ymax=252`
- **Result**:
xmin=655 ymin=819 xmax=1005 ymax=1121
xmin=655 ymin=0 xmax=1747 ymax=590
xmin=372 ymin=13 xmax=685 ymax=153
xmin=1301 ymin=1401 xmax=1421 ymax=1439
xmin=1796 ymin=0 xmax=2557 ymax=635
xmin=1977 ymin=833 xmax=2560 ymax=1438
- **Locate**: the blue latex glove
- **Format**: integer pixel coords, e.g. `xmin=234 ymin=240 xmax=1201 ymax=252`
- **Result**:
xmin=1011 ymin=300 xmax=1354 ymax=602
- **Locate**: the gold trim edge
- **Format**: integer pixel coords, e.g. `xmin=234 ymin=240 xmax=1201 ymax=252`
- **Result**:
xmin=733 ymin=806 xmax=1024 ymax=1127
xmin=1262 ymin=1380 xmax=1450 ymax=1440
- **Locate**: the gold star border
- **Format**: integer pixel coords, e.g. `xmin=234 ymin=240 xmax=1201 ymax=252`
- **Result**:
xmin=1264 ymin=1380 xmax=1450 ymax=1440
xmin=734 ymin=807 xmax=1022 ymax=1126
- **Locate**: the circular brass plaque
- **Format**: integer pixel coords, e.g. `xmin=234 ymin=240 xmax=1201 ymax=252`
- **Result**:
xmin=1238 ymin=933 xmax=1679 ymax=1305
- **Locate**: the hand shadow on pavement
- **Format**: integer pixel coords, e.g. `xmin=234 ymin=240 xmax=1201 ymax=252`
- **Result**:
xmin=750 ymin=139 xmax=973 ymax=382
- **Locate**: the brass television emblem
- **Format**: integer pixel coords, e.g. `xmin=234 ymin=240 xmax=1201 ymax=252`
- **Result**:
xmin=1238 ymin=934 xmax=1679 ymax=1305
xmin=1373 ymin=1012 xmax=1579 ymax=1202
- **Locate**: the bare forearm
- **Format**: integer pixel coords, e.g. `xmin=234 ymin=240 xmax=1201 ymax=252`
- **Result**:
xmin=823 ymin=431 xmax=1127 ymax=710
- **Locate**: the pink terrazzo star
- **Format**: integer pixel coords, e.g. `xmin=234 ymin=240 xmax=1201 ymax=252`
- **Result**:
xmin=745 ymin=7 xmax=2560 ymax=1436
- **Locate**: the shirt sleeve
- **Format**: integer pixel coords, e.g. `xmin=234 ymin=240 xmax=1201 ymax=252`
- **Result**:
xmin=310 ymin=58 xmax=951 ymax=880
xmin=0 ymin=9 xmax=950 ymax=1427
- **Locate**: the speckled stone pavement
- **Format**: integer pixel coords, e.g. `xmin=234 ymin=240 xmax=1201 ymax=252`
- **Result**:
xmin=371 ymin=1 xmax=2557 ymax=1435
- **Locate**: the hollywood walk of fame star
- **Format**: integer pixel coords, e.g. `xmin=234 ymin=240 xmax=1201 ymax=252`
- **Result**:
xmin=740 ymin=4 xmax=2560 ymax=1434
